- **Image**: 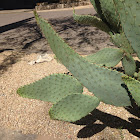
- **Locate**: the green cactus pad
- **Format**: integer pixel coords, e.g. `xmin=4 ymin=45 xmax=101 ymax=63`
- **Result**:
xmin=17 ymin=74 xmax=83 ymax=103
xmin=35 ymin=11 xmax=131 ymax=106
xmin=85 ymin=48 xmax=123 ymax=67
xmin=138 ymin=72 xmax=140 ymax=81
xmin=122 ymin=55 xmax=136 ymax=76
xmin=73 ymin=9 xmax=110 ymax=33
xmin=113 ymin=0 xmax=140 ymax=58
xmin=90 ymin=0 xmax=121 ymax=32
xmin=49 ymin=94 xmax=100 ymax=122
xmin=111 ymin=32 xmax=134 ymax=54
xmin=122 ymin=76 xmax=140 ymax=106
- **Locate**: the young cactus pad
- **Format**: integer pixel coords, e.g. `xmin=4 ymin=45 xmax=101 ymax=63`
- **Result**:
xmin=33 ymin=10 xmax=131 ymax=107
xmin=73 ymin=9 xmax=110 ymax=33
xmin=85 ymin=48 xmax=123 ymax=67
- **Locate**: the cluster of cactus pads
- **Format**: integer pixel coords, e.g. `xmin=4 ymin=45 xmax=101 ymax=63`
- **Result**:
xmin=17 ymin=0 xmax=140 ymax=122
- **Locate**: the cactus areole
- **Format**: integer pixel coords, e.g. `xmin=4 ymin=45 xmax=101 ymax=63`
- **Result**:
xmin=17 ymin=0 xmax=140 ymax=122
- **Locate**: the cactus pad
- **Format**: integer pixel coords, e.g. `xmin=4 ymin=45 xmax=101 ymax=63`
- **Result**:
xmin=111 ymin=33 xmax=134 ymax=54
xmin=35 ymin=11 xmax=131 ymax=107
xmin=122 ymin=55 xmax=136 ymax=76
xmin=85 ymin=48 xmax=123 ymax=67
xmin=17 ymin=74 xmax=83 ymax=103
xmin=90 ymin=0 xmax=121 ymax=32
xmin=73 ymin=9 xmax=110 ymax=33
xmin=49 ymin=94 xmax=100 ymax=122
xmin=122 ymin=76 xmax=140 ymax=106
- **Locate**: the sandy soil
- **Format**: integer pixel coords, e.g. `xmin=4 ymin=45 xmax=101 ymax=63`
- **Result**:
xmin=0 ymin=8 xmax=140 ymax=140
xmin=0 ymin=51 xmax=140 ymax=140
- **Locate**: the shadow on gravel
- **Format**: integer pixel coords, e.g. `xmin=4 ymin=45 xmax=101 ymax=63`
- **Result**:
xmin=74 ymin=99 xmax=140 ymax=139
xmin=0 ymin=51 xmax=25 ymax=76
xmin=74 ymin=86 xmax=140 ymax=139
xmin=49 ymin=16 xmax=111 ymax=55
xmin=0 ymin=15 xmax=111 ymax=76
xmin=74 ymin=108 xmax=140 ymax=138
xmin=0 ymin=18 xmax=43 ymax=76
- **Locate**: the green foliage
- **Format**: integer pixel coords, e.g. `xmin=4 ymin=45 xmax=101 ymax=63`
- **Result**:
xmin=17 ymin=1 xmax=140 ymax=123
xmin=111 ymin=33 xmax=134 ymax=54
xmin=50 ymin=94 xmax=100 ymax=122
xmin=17 ymin=74 xmax=83 ymax=103
xmin=73 ymin=9 xmax=110 ymax=33
xmin=122 ymin=54 xmax=136 ymax=76
xmin=85 ymin=48 xmax=123 ymax=67
xmin=90 ymin=0 xmax=121 ymax=32
xmin=137 ymin=72 xmax=140 ymax=81
xmin=33 ymin=12 xmax=131 ymax=107
xmin=90 ymin=0 xmax=140 ymax=58
xmin=113 ymin=0 xmax=140 ymax=58
xmin=74 ymin=0 xmax=140 ymax=76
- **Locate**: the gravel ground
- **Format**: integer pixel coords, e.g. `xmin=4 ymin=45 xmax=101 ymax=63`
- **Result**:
xmin=0 ymin=6 xmax=140 ymax=140
xmin=0 ymin=52 xmax=140 ymax=140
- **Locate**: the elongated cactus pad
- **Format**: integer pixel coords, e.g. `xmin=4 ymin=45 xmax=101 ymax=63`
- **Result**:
xmin=73 ymin=9 xmax=110 ymax=33
xmin=113 ymin=0 xmax=140 ymax=58
xmin=122 ymin=76 xmax=140 ymax=106
xmin=122 ymin=55 xmax=136 ymax=76
xmin=85 ymin=48 xmax=123 ymax=67
xmin=35 ymin=11 xmax=131 ymax=106
xmin=49 ymin=94 xmax=100 ymax=122
xmin=17 ymin=74 xmax=83 ymax=103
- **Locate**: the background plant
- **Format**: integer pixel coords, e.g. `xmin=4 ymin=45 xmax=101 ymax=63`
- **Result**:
xmin=17 ymin=0 xmax=140 ymax=122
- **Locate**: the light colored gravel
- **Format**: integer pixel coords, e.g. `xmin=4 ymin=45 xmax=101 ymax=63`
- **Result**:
xmin=0 ymin=52 xmax=140 ymax=140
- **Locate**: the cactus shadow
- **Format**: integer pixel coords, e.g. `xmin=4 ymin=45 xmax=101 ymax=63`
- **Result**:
xmin=0 ymin=15 xmax=111 ymax=76
xmin=124 ymin=96 xmax=140 ymax=118
xmin=73 ymin=109 xmax=140 ymax=138
xmin=0 ymin=18 xmax=47 ymax=76
xmin=49 ymin=16 xmax=111 ymax=55
xmin=136 ymin=60 xmax=140 ymax=72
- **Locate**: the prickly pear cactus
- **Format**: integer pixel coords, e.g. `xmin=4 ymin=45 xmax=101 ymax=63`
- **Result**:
xmin=113 ymin=0 xmax=140 ymax=58
xmin=17 ymin=0 xmax=140 ymax=122
xmin=74 ymin=0 xmax=140 ymax=76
